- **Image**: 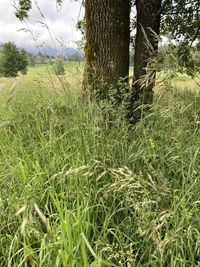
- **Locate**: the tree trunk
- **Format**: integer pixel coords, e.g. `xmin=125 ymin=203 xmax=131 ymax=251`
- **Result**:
xmin=129 ymin=0 xmax=162 ymax=122
xmin=83 ymin=0 xmax=130 ymax=99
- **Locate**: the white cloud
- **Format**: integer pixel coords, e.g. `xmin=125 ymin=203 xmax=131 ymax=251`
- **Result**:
xmin=0 ymin=0 xmax=84 ymax=49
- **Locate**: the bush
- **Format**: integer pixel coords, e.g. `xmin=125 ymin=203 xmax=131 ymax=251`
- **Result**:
xmin=54 ymin=59 xmax=65 ymax=75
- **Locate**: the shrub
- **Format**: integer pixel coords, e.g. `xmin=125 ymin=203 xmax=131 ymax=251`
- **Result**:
xmin=54 ymin=59 xmax=65 ymax=75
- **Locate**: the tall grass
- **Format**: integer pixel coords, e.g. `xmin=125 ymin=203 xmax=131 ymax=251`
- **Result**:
xmin=0 ymin=78 xmax=200 ymax=266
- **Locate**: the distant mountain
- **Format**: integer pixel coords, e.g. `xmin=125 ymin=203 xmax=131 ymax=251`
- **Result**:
xmin=0 ymin=42 xmax=82 ymax=58
xmin=26 ymin=45 xmax=79 ymax=57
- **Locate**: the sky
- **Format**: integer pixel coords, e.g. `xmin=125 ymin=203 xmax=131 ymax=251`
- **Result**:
xmin=0 ymin=0 xmax=83 ymax=50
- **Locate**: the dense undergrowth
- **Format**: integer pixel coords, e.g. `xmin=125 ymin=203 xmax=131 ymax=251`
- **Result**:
xmin=0 ymin=79 xmax=200 ymax=266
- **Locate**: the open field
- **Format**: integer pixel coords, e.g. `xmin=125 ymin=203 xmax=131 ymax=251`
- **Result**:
xmin=27 ymin=62 xmax=84 ymax=78
xmin=1 ymin=63 xmax=199 ymax=94
xmin=0 ymin=64 xmax=200 ymax=266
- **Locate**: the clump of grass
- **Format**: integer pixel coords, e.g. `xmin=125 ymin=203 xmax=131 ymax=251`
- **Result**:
xmin=0 ymin=77 xmax=200 ymax=266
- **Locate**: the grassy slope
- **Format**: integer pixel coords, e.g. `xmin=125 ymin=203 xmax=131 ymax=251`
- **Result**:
xmin=0 ymin=65 xmax=200 ymax=266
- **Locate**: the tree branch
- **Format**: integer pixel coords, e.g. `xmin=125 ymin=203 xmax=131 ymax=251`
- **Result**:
xmin=157 ymin=0 xmax=172 ymax=16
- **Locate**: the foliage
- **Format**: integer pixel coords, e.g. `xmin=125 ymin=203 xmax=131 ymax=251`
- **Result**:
xmin=54 ymin=58 xmax=65 ymax=75
xmin=67 ymin=52 xmax=84 ymax=62
xmin=15 ymin=0 xmax=32 ymax=20
xmin=28 ymin=54 xmax=35 ymax=67
xmin=162 ymin=0 xmax=200 ymax=46
xmin=157 ymin=43 xmax=199 ymax=77
xmin=0 ymin=42 xmax=28 ymax=77
xmin=97 ymin=78 xmax=132 ymax=125
xmin=15 ymin=0 xmax=72 ymax=20
xmin=0 ymin=52 xmax=3 ymax=77
xmin=18 ymin=49 xmax=29 ymax=74
xmin=76 ymin=19 xmax=86 ymax=49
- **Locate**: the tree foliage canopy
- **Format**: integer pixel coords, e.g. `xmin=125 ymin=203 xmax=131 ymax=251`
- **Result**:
xmin=162 ymin=0 xmax=200 ymax=47
xmin=0 ymin=42 xmax=28 ymax=77
xmin=16 ymin=0 xmax=200 ymax=47
xmin=15 ymin=0 xmax=32 ymax=20
xmin=54 ymin=59 xmax=65 ymax=75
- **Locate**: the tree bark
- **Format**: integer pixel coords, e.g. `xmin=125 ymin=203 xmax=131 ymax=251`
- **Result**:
xmin=83 ymin=0 xmax=130 ymax=99
xmin=129 ymin=0 xmax=162 ymax=122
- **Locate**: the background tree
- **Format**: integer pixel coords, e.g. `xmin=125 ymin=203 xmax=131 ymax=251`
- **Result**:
xmin=18 ymin=48 xmax=29 ymax=75
xmin=54 ymin=58 xmax=65 ymax=75
xmin=0 ymin=50 xmax=3 ymax=77
xmin=28 ymin=54 xmax=35 ymax=67
xmin=67 ymin=52 xmax=84 ymax=62
xmin=0 ymin=42 xmax=28 ymax=77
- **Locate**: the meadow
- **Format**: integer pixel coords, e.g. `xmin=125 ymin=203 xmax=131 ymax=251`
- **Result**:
xmin=0 ymin=63 xmax=200 ymax=266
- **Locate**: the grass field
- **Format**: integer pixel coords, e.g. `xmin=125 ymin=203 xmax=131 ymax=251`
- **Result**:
xmin=27 ymin=62 xmax=84 ymax=78
xmin=0 ymin=63 xmax=200 ymax=266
